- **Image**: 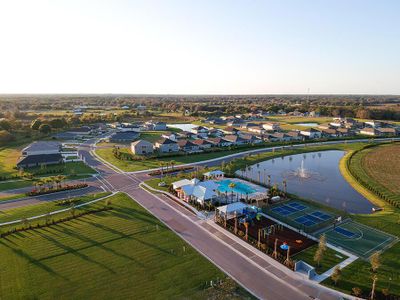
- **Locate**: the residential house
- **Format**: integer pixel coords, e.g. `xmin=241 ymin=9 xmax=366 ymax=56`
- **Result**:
xmin=286 ymin=131 xmax=305 ymax=141
xmin=177 ymin=131 xmax=198 ymax=139
xmin=268 ymin=132 xmax=292 ymax=142
xmin=318 ymin=123 xmax=334 ymax=130
xmin=192 ymin=139 xmax=213 ymax=149
xmin=131 ymin=140 xmax=154 ymax=155
xmin=240 ymin=134 xmax=262 ymax=144
xmin=207 ymin=137 xmax=233 ymax=148
xmin=145 ymin=121 xmax=167 ymax=131
xmin=247 ymin=126 xmax=266 ymax=135
xmin=224 ymin=135 xmax=248 ymax=145
xmin=300 ymin=128 xmax=322 ymax=139
xmin=262 ymin=122 xmax=281 ymax=131
xmin=177 ymin=140 xmax=200 ymax=152
xmin=161 ymin=132 xmax=178 ymax=141
xmin=321 ymin=128 xmax=339 ymax=138
xmin=191 ymin=126 xmax=209 ymax=138
xmin=108 ymin=131 xmax=140 ymax=143
xmin=21 ymin=141 xmax=62 ymax=157
xmin=377 ymin=127 xmax=398 ymax=136
xmin=336 ymin=128 xmax=354 ymax=136
xmin=17 ymin=153 xmax=64 ymax=169
xmin=239 ymin=123 xmax=258 ymax=130
xmin=154 ymin=138 xmax=180 ymax=153
xmin=67 ymin=126 xmax=93 ymax=136
xmin=208 ymin=128 xmax=225 ymax=137
xmin=359 ymin=128 xmax=379 ymax=136
xmin=227 ymin=119 xmax=245 ymax=127
xmin=222 ymin=127 xmax=240 ymax=135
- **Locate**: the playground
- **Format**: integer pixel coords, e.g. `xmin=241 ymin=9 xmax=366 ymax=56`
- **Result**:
xmin=318 ymin=220 xmax=398 ymax=259
xmin=225 ymin=208 xmax=316 ymax=256
xmin=266 ymin=200 xmax=336 ymax=233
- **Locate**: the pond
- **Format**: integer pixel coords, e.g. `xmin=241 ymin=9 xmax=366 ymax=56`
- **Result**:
xmin=237 ymin=150 xmax=375 ymax=214
xmin=294 ymin=122 xmax=319 ymax=127
xmin=167 ymin=123 xmax=197 ymax=132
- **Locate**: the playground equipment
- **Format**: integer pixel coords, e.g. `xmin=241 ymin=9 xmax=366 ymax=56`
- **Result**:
xmin=280 ymin=242 xmax=289 ymax=250
xmin=239 ymin=206 xmax=261 ymax=225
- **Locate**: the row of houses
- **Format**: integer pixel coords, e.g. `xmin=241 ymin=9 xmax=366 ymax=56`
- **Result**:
xmin=108 ymin=121 xmax=167 ymax=132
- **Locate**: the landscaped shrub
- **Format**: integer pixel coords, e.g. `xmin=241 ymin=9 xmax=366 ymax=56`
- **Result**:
xmin=26 ymin=183 xmax=88 ymax=197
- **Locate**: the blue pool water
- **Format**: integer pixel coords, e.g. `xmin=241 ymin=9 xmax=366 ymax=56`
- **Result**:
xmin=217 ymin=179 xmax=256 ymax=195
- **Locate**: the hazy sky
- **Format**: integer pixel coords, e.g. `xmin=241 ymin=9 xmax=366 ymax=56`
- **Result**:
xmin=0 ymin=0 xmax=399 ymax=94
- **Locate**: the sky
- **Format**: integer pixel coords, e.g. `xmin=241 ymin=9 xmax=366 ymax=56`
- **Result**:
xmin=0 ymin=0 xmax=399 ymax=94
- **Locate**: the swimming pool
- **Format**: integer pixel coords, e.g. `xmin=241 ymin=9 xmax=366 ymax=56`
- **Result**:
xmin=217 ymin=179 xmax=256 ymax=195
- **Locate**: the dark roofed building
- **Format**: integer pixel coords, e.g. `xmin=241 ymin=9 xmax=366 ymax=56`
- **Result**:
xmin=108 ymin=131 xmax=140 ymax=143
xmin=17 ymin=154 xmax=63 ymax=169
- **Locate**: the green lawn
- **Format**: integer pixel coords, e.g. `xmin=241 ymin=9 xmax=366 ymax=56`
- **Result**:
xmin=0 ymin=193 xmax=26 ymax=202
xmin=293 ymin=244 xmax=348 ymax=274
xmin=0 ymin=192 xmax=251 ymax=299
xmin=0 ymin=192 xmax=111 ymax=224
xmin=27 ymin=161 xmax=97 ymax=176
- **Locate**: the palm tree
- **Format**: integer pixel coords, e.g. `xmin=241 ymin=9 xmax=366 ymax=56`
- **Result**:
xmin=170 ymin=160 xmax=176 ymax=172
xmin=159 ymin=162 xmax=165 ymax=179
xmin=244 ymin=222 xmax=249 ymax=241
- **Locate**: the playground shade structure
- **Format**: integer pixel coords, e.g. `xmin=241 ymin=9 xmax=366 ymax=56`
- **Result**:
xmin=226 ymin=215 xmax=316 ymax=256
xmin=318 ymin=220 xmax=398 ymax=259
xmin=266 ymin=200 xmax=335 ymax=233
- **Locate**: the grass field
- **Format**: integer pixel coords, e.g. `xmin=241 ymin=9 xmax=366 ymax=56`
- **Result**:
xmin=0 ymin=192 xmax=251 ymax=299
xmin=293 ymin=244 xmax=348 ymax=274
xmin=0 ymin=192 xmax=110 ymax=224
xmin=361 ymin=143 xmax=400 ymax=195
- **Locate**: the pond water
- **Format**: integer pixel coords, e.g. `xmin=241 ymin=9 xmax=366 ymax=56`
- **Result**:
xmin=167 ymin=123 xmax=197 ymax=132
xmin=294 ymin=122 xmax=319 ymax=127
xmin=237 ymin=150 xmax=375 ymax=214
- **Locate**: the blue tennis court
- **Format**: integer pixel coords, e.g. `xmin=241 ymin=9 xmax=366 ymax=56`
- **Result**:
xmin=271 ymin=203 xmax=305 ymax=216
xmin=311 ymin=211 xmax=331 ymax=221
xmin=267 ymin=200 xmax=337 ymax=233
xmin=286 ymin=202 xmax=307 ymax=211
xmin=334 ymin=227 xmax=359 ymax=238
xmin=295 ymin=216 xmax=315 ymax=227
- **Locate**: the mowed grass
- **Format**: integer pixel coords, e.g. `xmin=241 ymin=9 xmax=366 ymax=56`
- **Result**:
xmin=0 ymin=146 xmax=23 ymax=177
xmin=321 ymin=142 xmax=400 ymax=297
xmin=0 ymin=192 xmax=110 ymax=224
xmin=293 ymin=244 xmax=348 ymax=274
xmin=0 ymin=193 xmax=241 ymax=299
xmin=362 ymin=143 xmax=400 ymax=195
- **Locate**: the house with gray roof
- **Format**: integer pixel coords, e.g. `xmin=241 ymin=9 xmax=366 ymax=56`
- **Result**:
xmin=154 ymin=138 xmax=179 ymax=153
xmin=108 ymin=131 xmax=140 ymax=143
xmin=21 ymin=141 xmax=62 ymax=157
xmin=131 ymin=140 xmax=154 ymax=155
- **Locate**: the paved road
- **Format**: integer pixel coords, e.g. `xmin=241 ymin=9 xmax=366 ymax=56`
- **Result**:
xmin=0 ymin=185 xmax=103 ymax=210
xmin=75 ymin=139 xmax=353 ymax=300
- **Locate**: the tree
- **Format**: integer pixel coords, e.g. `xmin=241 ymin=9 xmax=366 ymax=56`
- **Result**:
xmin=0 ymin=130 xmax=14 ymax=144
xmin=39 ymin=124 xmax=52 ymax=134
xmin=31 ymin=118 xmax=42 ymax=130
xmin=370 ymin=251 xmax=381 ymax=273
xmin=331 ymin=266 xmax=341 ymax=285
xmin=0 ymin=119 xmax=11 ymax=131
xmin=49 ymin=118 xmax=67 ymax=129
xmin=352 ymin=287 xmax=362 ymax=297
xmin=314 ymin=234 xmax=327 ymax=267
